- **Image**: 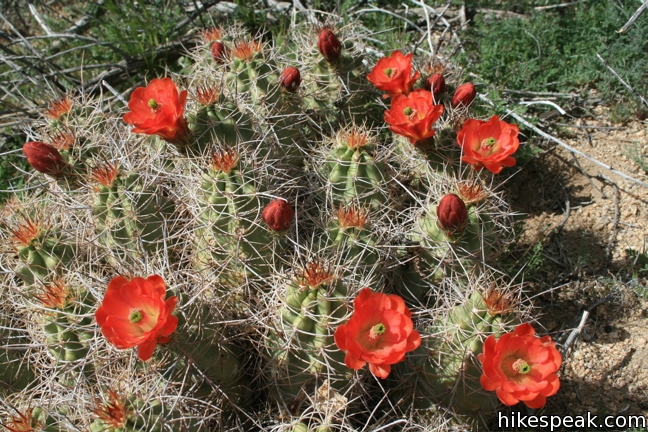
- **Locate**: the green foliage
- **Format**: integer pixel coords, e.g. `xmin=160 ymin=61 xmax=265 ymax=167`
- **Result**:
xmin=624 ymin=143 xmax=648 ymax=174
xmin=463 ymin=0 xmax=648 ymax=120
xmin=0 ymin=132 xmax=28 ymax=204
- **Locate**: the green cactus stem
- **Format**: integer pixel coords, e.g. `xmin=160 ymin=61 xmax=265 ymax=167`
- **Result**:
xmin=10 ymin=218 xmax=75 ymax=285
xmin=194 ymin=148 xmax=282 ymax=288
xmin=189 ymin=90 xmax=255 ymax=154
xmin=268 ymin=262 xmax=351 ymax=404
xmin=411 ymin=201 xmax=496 ymax=285
xmin=92 ymin=166 xmax=177 ymax=261
xmin=394 ymin=289 xmax=518 ymax=420
xmin=321 ymin=128 xmax=387 ymax=209
xmin=90 ymin=391 xmax=201 ymax=432
xmin=225 ymin=40 xmax=281 ymax=107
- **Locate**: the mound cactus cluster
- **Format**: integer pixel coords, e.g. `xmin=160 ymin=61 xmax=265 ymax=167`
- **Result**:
xmin=1 ymin=21 xmax=560 ymax=431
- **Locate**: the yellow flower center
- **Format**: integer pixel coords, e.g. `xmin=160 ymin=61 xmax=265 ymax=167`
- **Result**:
xmin=129 ymin=309 xmax=143 ymax=324
xmin=512 ymin=358 xmax=531 ymax=374
xmin=369 ymin=323 xmax=386 ymax=340
xmin=384 ymin=67 xmax=397 ymax=78
xmin=148 ymin=99 xmax=159 ymax=110
xmin=403 ymin=107 xmax=414 ymax=117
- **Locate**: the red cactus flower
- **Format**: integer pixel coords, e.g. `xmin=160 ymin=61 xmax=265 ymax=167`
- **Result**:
xmin=210 ymin=41 xmax=228 ymax=63
xmin=367 ymin=50 xmax=420 ymax=98
xmin=383 ymin=89 xmax=444 ymax=144
xmin=95 ymin=275 xmax=178 ymax=361
xmin=456 ymin=115 xmax=520 ymax=174
xmin=122 ymin=78 xmax=189 ymax=145
xmin=318 ymin=28 xmax=342 ymax=62
xmin=436 ymin=193 xmax=468 ymax=235
xmin=452 ymin=82 xmax=477 ymax=108
xmin=334 ymin=288 xmax=421 ymax=379
xmin=479 ymin=323 xmax=562 ymax=409
xmin=279 ymin=67 xmax=302 ymax=92
xmin=262 ymin=199 xmax=294 ymax=231
xmin=424 ymin=73 xmax=446 ymax=101
xmin=23 ymin=141 xmax=67 ymax=176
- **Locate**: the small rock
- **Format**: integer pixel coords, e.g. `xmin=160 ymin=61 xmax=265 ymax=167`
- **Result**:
xmin=215 ymin=2 xmax=238 ymax=14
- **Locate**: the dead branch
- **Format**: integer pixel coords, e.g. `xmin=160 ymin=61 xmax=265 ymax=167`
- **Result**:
xmin=617 ymin=0 xmax=648 ymax=33
xmin=596 ymin=53 xmax=648 ymax=108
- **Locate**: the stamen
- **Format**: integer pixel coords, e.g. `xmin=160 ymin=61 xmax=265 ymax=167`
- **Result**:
xmin=129 ymin=309 xmax=143 ymax=323
xmin=369 ymin=323 xmax=386 ymax=340
xmin=512 ymin=358 xmax=531 ymax=374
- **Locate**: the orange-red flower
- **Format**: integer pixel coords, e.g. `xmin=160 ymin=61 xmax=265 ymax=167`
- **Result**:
xmin=334 ymin=288 xmax=421 ymax=379
xmin=456 ymin=115 xmax=520 ymax=174
xmin=367 ymin=50 xmax=420 ymax=98
xmin=122 ymin=78 xmax=189 ymax=144
xmin=383 ymin=89 xmax=444 ymax=144
xmin=479 ymin=323 xmax=562 ymax=409
xmin=95 ymin=275 xmax=178 ymax=361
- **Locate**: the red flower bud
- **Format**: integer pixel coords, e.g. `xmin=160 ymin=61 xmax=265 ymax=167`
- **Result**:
xmin=23 ymin=141 xmax=67 ymax=176
xmin=424 ymin=73 xmax=446 ymax=101
xmin=318 ymin=29 xmax=342 ymax=62
xmin=451 ymin=82 xmax=476 ymax=108
xmin=279 ymin=67 xmax=301 ymax=92
xmin=436 ymin=193 xmax=468 ymax=234
xmin=210 ymin=41 xmax=227 ymax=63
xmin=262 ymin=199 xmax=294 ymax=231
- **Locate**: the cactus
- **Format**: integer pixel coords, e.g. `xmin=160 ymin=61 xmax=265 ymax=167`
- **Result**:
xmin=267 ymin=262 xmax=351 ymax=404
xmin=193 ymin=148 xmax=283 ymax=288
xmin=9 ymin=217 xmax=75 ymax=285
xmin=394 ymin=287 xmax=519 ymax=421
xmin=320 ymin=127 xmax=387 ymax=209
xmin=2 ymin=14 xmax=545 ymax=432
xmin=92 ymin=166 xmax=177 ymax=261
xmin=189 ymin=89 xmax=255 ymax=154
xmin=90 ymin=390 xmax=201 ymax=432
xmin=38 ymin=279 xmax=94 ymax=363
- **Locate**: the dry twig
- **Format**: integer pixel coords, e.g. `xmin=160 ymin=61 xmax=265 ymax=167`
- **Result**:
xmin=596 ymin=53 xmax=648 ymax=108
xmin=617 ymin=0 xmax=648 ymax=33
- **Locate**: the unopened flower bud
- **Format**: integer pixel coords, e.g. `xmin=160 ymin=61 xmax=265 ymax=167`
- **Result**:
xmin=451 ymin=82 xmax=476 ymax=108
xmin=279 ymin=67 xmax=301 ymax=92
xmin=436 ymin=193 xmax=468 ymax=234
xmin=262 ymin=199 xmax=294 ymax=231
xmin=23 ymin=141 xmax=67 ymax=176
xmin=424 ymin=73 xmax=446 ymax=101
xmin=210 ymin=41 xmax=227 ymax=63
xmin=318 ymin=29 xmax=342 ymax=62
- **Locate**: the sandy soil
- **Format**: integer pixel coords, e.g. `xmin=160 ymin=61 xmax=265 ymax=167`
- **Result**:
xmin=505 ymin=113 xmax=648 ymax=421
